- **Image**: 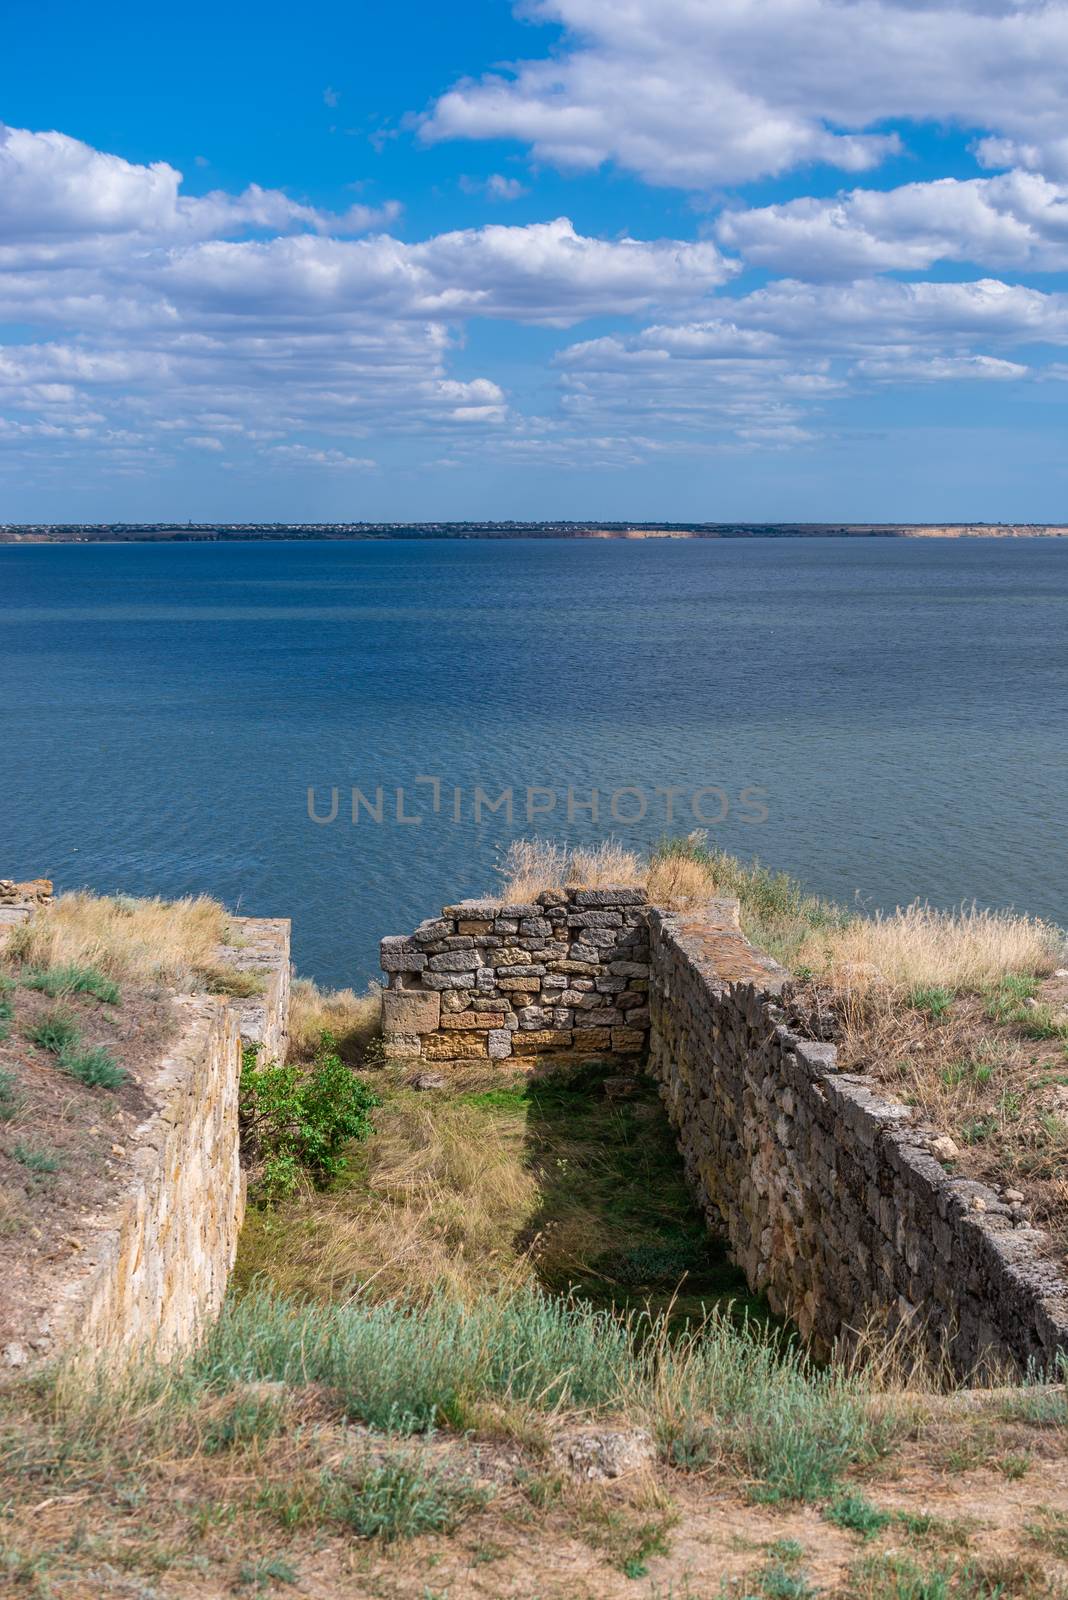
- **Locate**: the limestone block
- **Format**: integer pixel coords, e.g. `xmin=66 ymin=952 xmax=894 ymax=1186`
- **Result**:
xmin=488 ymin=1029 xmax=513 ymax=1059
xmin=571 ymin=889 xmax=646 ymax=906
xmin=423 ymin=1031 xmax=488 ymax=1060
xmin=512 ymin=1029 xmax=574 ymax=1054
xmin=428 ymin=949 xmax=484 ymax=973
xmin=383 ymin=988 xmax=441 ymax=1036
xmin=440 ymin=1011 xmax=505 ymax=1030
xmin=573 ymin=1028 xmax=611 ymax=1050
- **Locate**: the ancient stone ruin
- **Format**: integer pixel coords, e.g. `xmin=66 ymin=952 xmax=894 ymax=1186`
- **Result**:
xmin=380 ymin=886 xmax=650 ymax=1064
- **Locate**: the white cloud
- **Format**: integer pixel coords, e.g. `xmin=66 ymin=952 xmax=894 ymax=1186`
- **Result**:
xmin=269 ymin=444 xmax=375 ymax=468
xmin=717 ymin=171 xmax=1068 ymax=275
xmin=548 ymin=276 xmax=1053 ymax=448
xmin=0 ymin=123 xmax=401 ymax=247
xmin=159 ymin=218 xmax=734 ymax=326
xmin=422 ymin=0 xmax=1068 ymax=189
xmin=485 ymin=173 xmax=528 ymax=201
xmin=0 ymin=124 xmax=737 ymax=478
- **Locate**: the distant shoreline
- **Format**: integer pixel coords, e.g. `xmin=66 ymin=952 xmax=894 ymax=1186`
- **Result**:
xmin=2 ymin=521 xmax=1068 ymax=545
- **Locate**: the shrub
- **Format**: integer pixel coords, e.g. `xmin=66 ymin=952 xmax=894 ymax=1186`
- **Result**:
xmin=239 ymin=1032 xmax=380 ymax=1201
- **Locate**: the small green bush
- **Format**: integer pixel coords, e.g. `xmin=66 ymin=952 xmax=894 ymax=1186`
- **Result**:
xmin=907 ymin=985 xmax=955 ymax=1019
xmin=57 ymin=1044 xmax=126 ymax=1090
xmin=824 ymin=1491 xmax=892 ymax=1538
xmin=239 ymin=1031 xmax=380 ymax=1201
xmin=27 ymin=1009 xmax=80 ymax=1055
xmin=24 ymin=965 xmax=120 ymax=1005
xmin=12 ymin=1142 xmax=60 ymax=1175
xmin=321 ymin=1449 xmax=488 ymax=1541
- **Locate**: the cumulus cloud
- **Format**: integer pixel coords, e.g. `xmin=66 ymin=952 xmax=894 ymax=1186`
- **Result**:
xmin=159 ymin=218 xmax=733 ymax=325
xmin=0 ymin=123 xmax=738 ymax=477
xmin=717 ymin=171 xmax=1068 ymax=275
xmin=0 ymin=123 xmax=401 ymax=247
xmin=422 ymin=0 xmax=1068 ymax=189
xmin=548 ymin=276 xmax=1054 ymax=448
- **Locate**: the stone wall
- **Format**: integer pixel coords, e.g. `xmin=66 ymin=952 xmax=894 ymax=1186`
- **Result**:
xmin=49 ymin=994 xmax=246 ymax=1362
xmin=218 ymin=916 xmax=292 ymax=1066
xmin=381 ymin=887 xmax=650 ymax=1065
xmin=647 ymin=900 xmax=1068 ymax=1376
xmin=13 ymin=910 xmax=291 ymax=1369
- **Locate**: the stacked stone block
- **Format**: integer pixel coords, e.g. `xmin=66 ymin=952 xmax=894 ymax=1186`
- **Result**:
xmin=381 ymin=886 xmax=650 ymax=1063
xmin=647 ymin=902 xmax=1068 ymax=1378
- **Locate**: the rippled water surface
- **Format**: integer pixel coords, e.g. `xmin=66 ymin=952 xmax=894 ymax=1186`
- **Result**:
xmin=1 ymin=537 xmax=1065 ymax=986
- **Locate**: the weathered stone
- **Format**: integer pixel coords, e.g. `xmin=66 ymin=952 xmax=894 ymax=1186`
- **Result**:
xmin=612 ymin=1027 xmax=645 ymax=1052
xmin=423 ymin=1030 xmax=488 ymax=1061
xmin=571 ymin=889 xmax=647 ymax=907
xmin=382 ymin=987 xmax=441 ymax=1035
xmin=443 ymin=899 xmax=501 ymax=921
xmin=512 ymin=1029 xmax=574 ymax=1053
xmin=458 ymin=919 xmax=494 ymax=935
xmin=428 ymin=949 xmax=484 ymax=973
xmin=487 ymin=1029 xmax=513 ymax=1059
xmin=439 ymin=1010 xmax=505 ymax=1030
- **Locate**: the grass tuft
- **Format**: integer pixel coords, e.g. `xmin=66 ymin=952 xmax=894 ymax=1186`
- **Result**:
xmin=23 ymin=964 xmax=120 ymax=1004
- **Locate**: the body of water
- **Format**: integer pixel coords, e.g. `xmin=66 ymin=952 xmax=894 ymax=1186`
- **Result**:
xmin=1 ymin=537 xmax=1065 ymax=987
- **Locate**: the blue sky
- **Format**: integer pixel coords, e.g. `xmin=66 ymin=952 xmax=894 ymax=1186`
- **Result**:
xmin=3 ymin=0 xmax=1068 ymax=521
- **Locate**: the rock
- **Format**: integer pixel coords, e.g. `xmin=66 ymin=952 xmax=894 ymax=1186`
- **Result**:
xmin=3 ymin=1343 xmax=28 ymax=1368
xmin=410 ymin=1071 xmax=447 ymax=1091
xmin=928 ymin=1135 xmax=959 ymax=1161
xmin=1005 ymin=1189 xmax=1025 ymax=1203
xmin=550 ymin=1427 xmax=654 ymax=1480
xmin=603 ymin=1075 xmax=640 ymax=1100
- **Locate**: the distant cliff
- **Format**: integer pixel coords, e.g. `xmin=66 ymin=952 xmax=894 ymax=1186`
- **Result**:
xmin=2 ymin=521 xmax=1068 ymax=544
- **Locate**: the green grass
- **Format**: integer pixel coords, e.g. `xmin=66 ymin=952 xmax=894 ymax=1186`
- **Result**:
xmin=26 ymin=1008 xmax=80 ymax=1055
xmin=24 ymin=1006 xmax=125 ymax=1088
xmin=649 ymin=837 xmax=846 ymax=968
xmin=53 ymin=1283 xmax=896 ymax=1508
xmin=824 ymin=1491 xmax=892 ymax=1538
xmin=57 ymin=1043 xmax=126 ymax=1090
xmin=0 ymin=1069 xmax=19 ymax=1122
xmin=510 ymin=1068 xmax=762 ymax=1326
xmin=983 ymin=976 xmax=1068 ymax=1041
xmin=908 ymin=986 xmax=956 ymax=1019
xmin=10 ymin=1141 xmax=60 ymax=1175
xmin=940 ymin=1059 xmax=996 ymax=1090
xmin=23 ymin=965 xmax=120 ymax=1005
xmin=318 ymin=1449 xmax=488 ymax=1541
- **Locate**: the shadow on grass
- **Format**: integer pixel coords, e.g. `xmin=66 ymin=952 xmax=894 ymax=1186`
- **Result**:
xmin=463 ymin=1060 xmax=770 ymax=1329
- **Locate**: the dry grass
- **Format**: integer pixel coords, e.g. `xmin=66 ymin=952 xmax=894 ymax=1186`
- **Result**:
xmin=235 ymin=1072 xmax=538 ymax=1303
xmin=645 ymin=849 xmax=718 ymax=909
xmin=788 ymin=968 xmax=1068 ymax=1251
xmin=496 ymin=837 xmax=644 ymax=902
xmin=287 ymin=976 xmax=382 ymax=1065
xmin=797 ymin=902 xmax=1062 ymax=992
xmin=3 ymin=890 xmax=229 ymax=990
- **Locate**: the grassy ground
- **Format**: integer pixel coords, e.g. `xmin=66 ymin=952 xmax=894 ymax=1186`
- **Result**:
xmin=235 ymin=1060 xmax=762 ymax=1326
xmin=3 ymin=871 xmax=1068 ymax=1595
xmin=2 ymin=1299 xmax=1068 ymax=1597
